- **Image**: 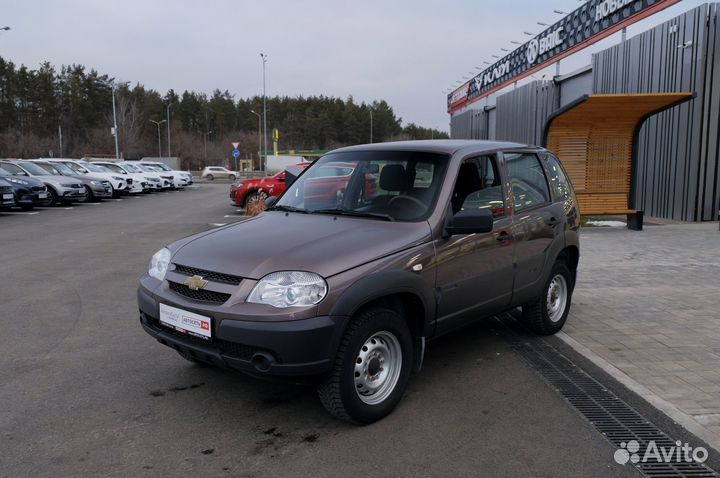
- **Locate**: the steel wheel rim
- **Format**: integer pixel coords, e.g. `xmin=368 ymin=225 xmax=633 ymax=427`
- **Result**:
xmin=354 ymin=330 xmax=402 ymax=405
xmin=546 ymin=274 xmax=568 ymax=323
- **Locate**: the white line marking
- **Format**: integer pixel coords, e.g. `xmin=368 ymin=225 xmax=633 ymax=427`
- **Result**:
xmin=208 ymin=223 xmax=227 ymax=227
xmin=1 ymin=211 xmax=40 ymax=215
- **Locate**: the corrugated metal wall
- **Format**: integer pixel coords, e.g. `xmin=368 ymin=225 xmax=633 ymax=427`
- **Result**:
xmin=593 ymin=4 xmax=720 ymax=221
xmin=450 ymin=3 xmax=720 ymax=221
xmin=495 ymin=81 xmax=560 ymax=145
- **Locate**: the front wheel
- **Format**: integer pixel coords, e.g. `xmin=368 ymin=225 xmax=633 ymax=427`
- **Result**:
xmin=79 ymin=186 xmax=94 ymax=203
xmin=206 ymin=174 xmax=214 ymax=181
xmin=318 ymin=306 xmax=413 ymax=424
xmin=228 ymin=174 xmax=236 ymax=181
xmin=521 ymin=262 xmax=573 ymax=335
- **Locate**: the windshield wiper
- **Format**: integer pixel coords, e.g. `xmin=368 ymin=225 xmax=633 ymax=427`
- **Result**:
xmin=312 ymin=208 xmax=395 ymax=222
xmin=268 ymin=205 xmax=310 ymax=214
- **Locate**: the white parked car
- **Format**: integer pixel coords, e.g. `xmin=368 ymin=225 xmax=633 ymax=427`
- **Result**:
xmin=201 ymin=166 xmax=238 ymax=181
xmin=91 ymin=161 xmax=147 ymax=194
xmin=134 ymin=164 xmax=173 ymax=190
xmin=138 ymin=161 xmax=192 ymax=188
xmin=47 ymin=159 xmax=129 ymax=198
xmin=119 ymin=162 xmax=163 ymax=191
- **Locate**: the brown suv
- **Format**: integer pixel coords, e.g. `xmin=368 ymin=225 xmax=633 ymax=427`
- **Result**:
xmin=138 ymin=140 xmax=580 ymax=423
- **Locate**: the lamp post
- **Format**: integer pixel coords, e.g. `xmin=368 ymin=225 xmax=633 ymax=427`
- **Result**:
xmin=260 ymin=53 xmax=268 ymax=171
xmin=203 ymin=130 xmax=212 ymax=165
xmin=166 ymin=103 xmax=173 ymax=157
xmin=369 ymin=108 xmax=373 ymax=144
xmin=250 ymin=110 xmax=261 ymax=167
xmin=111 ymin=84 xmax=120 ymax=160
xmin=150 ymin=119 xmax=166 ymax=157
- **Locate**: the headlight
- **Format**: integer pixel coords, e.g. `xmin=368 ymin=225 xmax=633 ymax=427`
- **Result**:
xmin=90 ymin=180 xmax=100 ymax=185
xmin=148 ymin=248 xmax=171 ymax=281
xmin=112 ymin=176 xmax=124 ymax=181
xmin=235 ymin=182 xmax=244 ymax=188
xmin=247 ymin=271 xmax=327 ymax=308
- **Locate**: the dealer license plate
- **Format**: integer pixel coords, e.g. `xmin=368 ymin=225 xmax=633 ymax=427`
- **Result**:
xmin=159 ymin=303 xmax=212 ymax=340
xmin=38 ymin=192 xmax=48 ymax=199
xmin=2 ymin=194 xmax=12 ymax=200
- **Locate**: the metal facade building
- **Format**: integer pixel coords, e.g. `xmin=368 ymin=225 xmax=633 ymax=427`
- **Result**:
xmin=450 ymin=3 xmax=720 ymax=221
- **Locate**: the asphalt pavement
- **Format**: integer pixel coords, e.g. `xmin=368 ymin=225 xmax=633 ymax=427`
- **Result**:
xmin=1 ymin=184 xmax=643 ymax=477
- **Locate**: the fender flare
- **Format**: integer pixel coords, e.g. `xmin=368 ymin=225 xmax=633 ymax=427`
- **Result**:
xmin=329 ymin=270 xmax=437 ymax=338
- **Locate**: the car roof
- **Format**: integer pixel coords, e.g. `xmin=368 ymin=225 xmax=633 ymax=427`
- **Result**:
xmin=330 ymin=140 xmax=541 ymax=156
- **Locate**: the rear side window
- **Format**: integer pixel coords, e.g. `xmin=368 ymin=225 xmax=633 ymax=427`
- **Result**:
xmin=543 ymin=153 xmax=577 ymax=214
xmin=505 ymin=153 xmax=551 ymax=212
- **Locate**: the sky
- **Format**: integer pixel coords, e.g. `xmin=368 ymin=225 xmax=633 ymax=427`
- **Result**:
xmin=0 ymin=0 xmax=709 ymax=132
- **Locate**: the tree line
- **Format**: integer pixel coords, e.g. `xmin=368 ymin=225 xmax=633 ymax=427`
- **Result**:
xmin=0 ymin=56 xmax=448 ymax=169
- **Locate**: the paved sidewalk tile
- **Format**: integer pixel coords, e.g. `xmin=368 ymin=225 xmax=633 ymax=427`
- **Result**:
xmin=563 ymin=222 xmax=720 ymax=450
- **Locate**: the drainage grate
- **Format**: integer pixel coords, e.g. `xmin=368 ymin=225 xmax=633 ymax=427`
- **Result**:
xmin=501 ymin=316 xmax=718 ymax=478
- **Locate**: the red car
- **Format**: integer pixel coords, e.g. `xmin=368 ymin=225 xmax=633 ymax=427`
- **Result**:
xmin=230 ymin=165 xmax=310 ymax=209
xmin=231 ymin=162 xmax=376 ymax=209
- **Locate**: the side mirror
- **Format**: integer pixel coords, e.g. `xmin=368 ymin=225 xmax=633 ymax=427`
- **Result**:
xmin=445 ymin=209 xmax=494 ymax=236
xmin=264 ymin=196 xmax=278 ymax=208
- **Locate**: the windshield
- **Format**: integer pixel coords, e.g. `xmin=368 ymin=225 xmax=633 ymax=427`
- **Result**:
xmin=19 ymin=162 xmax=52 ymax=176
xmin=145 ymin=163 xmax=170 ymax=171
xmin=145 ymin=165 xmax=163 ymax=172
xmin=0 ymin=166 xmax=11 ymax=176
xmin=137 ymin=165 xmax=155 ymax=172
xmin=37 ymin=162 xmax=63 ymax=175
xmin=97 ymin=163 xmax=126 ymax=174
xmin=83 ymin=163 xmax=111 ymax=173
xmin=121 ymin=163 xmax=140 ymax=173
xmin=276 ymin=151 xmax=449 ymax=222
xmin=50 ymin=162 xmax=76 ymax=176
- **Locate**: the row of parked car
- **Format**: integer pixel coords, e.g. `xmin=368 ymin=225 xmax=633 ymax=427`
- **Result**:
xmin=0 ymin=159 xmax=194 ymax=210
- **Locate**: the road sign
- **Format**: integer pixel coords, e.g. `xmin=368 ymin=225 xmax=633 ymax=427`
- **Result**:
xmin=231 ymin=142 xmax=240 ymax=149
xmin=232 ymin=149 xmax=241 ymax=158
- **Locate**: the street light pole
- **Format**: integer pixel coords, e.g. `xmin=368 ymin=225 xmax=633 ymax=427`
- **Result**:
xmin=203 ymin=131 xmax=212 ymax=165
xmin=250 ymin=110 xmax=261 ymax=168
xmin=111 ymin=84 xmax=120 ymax=160
xmin=150 ymin=119 xmax=166 ymax=157
xmin=370 ymin=108 xmax=373 ymax=144
xmin=166 ymin=103 xmax=173 ymax=157
xmin=260 ymin=53 xmax=268 ymax=171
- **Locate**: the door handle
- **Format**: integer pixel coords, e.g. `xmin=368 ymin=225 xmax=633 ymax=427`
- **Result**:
xmin=496 ymin=231 xmax=510 ymax=244
xmin=546 ymin=217 xmax=561 ymax=226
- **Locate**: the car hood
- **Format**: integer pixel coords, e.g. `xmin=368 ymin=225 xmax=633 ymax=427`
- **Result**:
xmin=170 ymin=211 xmax=432 ymax=279
xmin=35 ymin=174 xmax=80 ymax=186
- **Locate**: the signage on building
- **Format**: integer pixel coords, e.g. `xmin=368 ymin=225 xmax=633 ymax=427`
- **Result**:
xmin=448 ymin=0 xmax=680 ymax=113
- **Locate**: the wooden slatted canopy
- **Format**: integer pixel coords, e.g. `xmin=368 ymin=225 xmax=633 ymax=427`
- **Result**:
xmin=543 ymin=93 xmax=694 ymax=219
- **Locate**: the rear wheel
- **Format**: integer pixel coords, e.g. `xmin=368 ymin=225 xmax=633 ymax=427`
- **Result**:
xmin=521 ymin=262 xmax=573 ymax=335
xmin=206 ymin=174 xmax=214 ymax=181
xmin=228 ymin=174 xmax=236 ymax=181
xmin=318 ymin=305 xmax=413 ymax=424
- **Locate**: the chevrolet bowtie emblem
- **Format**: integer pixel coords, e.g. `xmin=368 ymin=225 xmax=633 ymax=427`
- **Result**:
xmin=184 ymin=275 xmax=208 ymax=291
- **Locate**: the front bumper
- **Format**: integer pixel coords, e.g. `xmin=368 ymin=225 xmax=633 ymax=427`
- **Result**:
xmin=92 ymin=186 xmax=113 ymax=198
xmin=61 ymin=188 xmax=87 ymax=201
xmin=137 ymin=283 xmax=345 ymax=377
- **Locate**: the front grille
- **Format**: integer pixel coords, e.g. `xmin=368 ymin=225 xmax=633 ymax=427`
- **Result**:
xmin=0 ymin=186 xmax=11 ymax=193
xmin=101 ymin=181 xmax=110 ymax=187
xmin=174 ymin=264 xmax=243 ymax=286
xmin=168 ymin=280 xmax=231 ymax=304
xmin=126 ymin=178 xmax=133 ymax=185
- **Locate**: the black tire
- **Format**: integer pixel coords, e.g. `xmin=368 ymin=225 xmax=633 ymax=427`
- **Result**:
xmin=228 ymin=174 xmax=236 ymax=181
xmin=318 ymin=306 xmax=413 ymax=424
xmin=111 ymin=185 xmax=121 ymax=199
xmin=80 ymin=186 xmax=94 ymax=203
xmin=521 ymin=262 xmax=573 ymax=335
xmin=46 ymin=187 xmax=58 ymax=206
xmin=206 ymin=174 xmax=214 ymax=181
xmin=244 ymin=191 xmax=267 ymax=209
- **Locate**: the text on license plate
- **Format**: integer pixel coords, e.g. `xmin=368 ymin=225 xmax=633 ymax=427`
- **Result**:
xmin=38 ymin=192 xmax=48 ymax=199
xmin=2 ymin=194 xmax=12 ymax=200
xmin=159 ymin=303 xmax=212 ymax=340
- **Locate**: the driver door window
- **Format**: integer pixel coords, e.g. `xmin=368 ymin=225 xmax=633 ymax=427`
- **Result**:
xmin=453 ymin=156 xmax=505 ymax=219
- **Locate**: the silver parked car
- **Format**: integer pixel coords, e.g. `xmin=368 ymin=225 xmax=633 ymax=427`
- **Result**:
xmin=0 ymin=160 xmax=86 ymax=206
xmin=31 ymin=160 xmax=112 ymax=202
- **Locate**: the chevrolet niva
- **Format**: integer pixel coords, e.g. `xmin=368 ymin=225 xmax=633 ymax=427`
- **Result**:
xmin=138 ymin=140 xmax=580 ymax=423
